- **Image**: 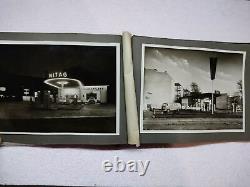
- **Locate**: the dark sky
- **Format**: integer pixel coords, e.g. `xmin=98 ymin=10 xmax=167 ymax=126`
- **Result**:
xmin=0 ymin=44 xmax=117 ymax=103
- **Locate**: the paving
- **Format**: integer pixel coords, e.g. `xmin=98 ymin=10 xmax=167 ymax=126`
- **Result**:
xmin=0 ymin=102 xmax=116 ymax=133
xmin=143 ymin=118 xmax=243 ymax=130
xmin=143 ymin=110 xmax=243 ymax=130
xmin=0 ymin=102 xmax=116 ymax=119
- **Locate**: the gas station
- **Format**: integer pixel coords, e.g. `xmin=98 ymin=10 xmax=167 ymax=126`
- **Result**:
xmin=42 ymin=71 xmax=109 ymax=105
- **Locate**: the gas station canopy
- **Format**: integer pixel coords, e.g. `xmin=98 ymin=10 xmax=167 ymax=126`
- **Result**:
xmin=44 ymin=78 xmax=83 ymax=89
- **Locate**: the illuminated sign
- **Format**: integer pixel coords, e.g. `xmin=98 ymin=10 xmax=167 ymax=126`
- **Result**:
xmin=24 ymin=88 xmax=30 ymax=95
xmin=48 ymin=72 xmax=67 ymax=79
xmin=83 ymin=86 xmax=108 ymax=91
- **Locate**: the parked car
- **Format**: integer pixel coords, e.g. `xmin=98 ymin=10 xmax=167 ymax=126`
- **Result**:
xmin=161 ymin=102 xmax=181 ymax=114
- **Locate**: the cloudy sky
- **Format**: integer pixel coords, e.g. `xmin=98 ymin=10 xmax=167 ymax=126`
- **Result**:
xmin=145 ymin=47 xmax=244 ymax=95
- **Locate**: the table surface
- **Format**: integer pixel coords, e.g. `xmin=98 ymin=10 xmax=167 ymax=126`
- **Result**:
xmin=0 ymin=0 xmax=250 ymax=186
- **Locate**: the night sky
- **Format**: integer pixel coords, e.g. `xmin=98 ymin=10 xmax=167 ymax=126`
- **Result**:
xmin=0 ymin=44 xmax=117 ymax=103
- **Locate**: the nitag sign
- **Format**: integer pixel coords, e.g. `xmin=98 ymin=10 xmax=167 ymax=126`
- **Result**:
xmin=48 ymin=72 xmax=68 ymax=79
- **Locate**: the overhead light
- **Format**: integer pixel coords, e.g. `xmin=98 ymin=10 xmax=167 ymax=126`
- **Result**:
xmin=57 ymin=81 xmax=69 ymax=85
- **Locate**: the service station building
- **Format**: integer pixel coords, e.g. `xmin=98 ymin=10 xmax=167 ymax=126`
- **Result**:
xmin=43 ymin=71 xmax=108 ymax=104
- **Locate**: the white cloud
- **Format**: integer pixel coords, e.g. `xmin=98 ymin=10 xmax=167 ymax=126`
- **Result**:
xmin=145 ymin=47 xmax=243 ymax=94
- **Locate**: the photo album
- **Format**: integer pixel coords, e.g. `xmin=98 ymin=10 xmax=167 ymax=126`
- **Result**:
xmin=0 ymin=32 xmax=249 ymax=145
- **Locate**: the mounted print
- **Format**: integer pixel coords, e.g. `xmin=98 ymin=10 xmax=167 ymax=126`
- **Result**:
xmin=0 ymin=33 xmax=127 ymax=145
xmin=140 ymin=44 xmax=245 ymax=133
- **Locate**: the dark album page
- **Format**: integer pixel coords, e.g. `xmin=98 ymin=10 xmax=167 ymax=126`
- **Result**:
xmin=133 ymin=35 xmax=250 ymax=144
xmin=0 ymin=33 xmax=127 ymax=145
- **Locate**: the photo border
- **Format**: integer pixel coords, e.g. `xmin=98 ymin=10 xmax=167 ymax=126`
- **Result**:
xmin=140 ymin=44 xmax=246 ymax=134
xmin=0 ymin=40 xmax=120 ymax=136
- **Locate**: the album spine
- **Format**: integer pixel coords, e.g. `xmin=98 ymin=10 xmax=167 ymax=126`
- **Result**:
xmin=122 ymin=32 xmax=140 ymax=146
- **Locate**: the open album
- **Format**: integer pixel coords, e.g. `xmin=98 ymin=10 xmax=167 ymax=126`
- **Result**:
xmin=0 ymin=32 xmax=249 ymax=145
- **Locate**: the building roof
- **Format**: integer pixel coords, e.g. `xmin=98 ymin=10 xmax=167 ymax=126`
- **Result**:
xmin=181 ymin=92 xmax=221 ymax=100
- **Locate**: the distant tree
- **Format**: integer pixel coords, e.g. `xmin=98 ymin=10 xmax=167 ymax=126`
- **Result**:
xmin=236 ymin=80 xmax=243 ymax=110
xmin=190 ymin=82 xmax=201 ymax=94
xmin=214 ymin=90 xmax=220 ymax=95
xmin=174 ymin=97 xmax=181 ymax=103
xmin=237 ymin=80 xmax=242 ymax=95
xmin=183 ymin=88 xmax=190 ymax=97
xmin=190 ymin=82 xmax=201 ymax=107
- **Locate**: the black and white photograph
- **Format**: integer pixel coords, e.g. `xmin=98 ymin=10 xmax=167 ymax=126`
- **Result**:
xmin=0 ymin=41 xmax=120 ymax=134
xmin=141 ymin=44 xmax=245 ymax=133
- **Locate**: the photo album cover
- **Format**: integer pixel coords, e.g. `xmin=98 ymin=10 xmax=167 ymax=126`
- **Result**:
xmin=0 ymin=32 xmax=249 ymax=145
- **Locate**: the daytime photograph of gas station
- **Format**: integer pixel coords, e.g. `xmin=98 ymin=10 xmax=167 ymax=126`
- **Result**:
xmin=142 ymin=46 xmax=244 ymax=132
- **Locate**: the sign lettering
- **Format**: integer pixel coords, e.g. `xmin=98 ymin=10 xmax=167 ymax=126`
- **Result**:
xmin=48 ymin=72 xmax=67 ymax=78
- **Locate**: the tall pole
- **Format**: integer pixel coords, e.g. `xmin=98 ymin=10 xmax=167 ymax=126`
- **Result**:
xmin=212 ymin=79 xmax=214 ymax=114
xmin=210 ymin=57 xmax=217 ymax=115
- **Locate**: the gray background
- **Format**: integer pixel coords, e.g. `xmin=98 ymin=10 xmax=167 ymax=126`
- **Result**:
xmin=0 ymin=0 xmax=250 ymax=186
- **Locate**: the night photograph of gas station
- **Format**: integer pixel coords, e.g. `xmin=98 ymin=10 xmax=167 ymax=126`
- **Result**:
xmin=142 ymin=46 xmax=244 ymax=132
xmin=0 ymin=43 xmax=118 ymax=134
